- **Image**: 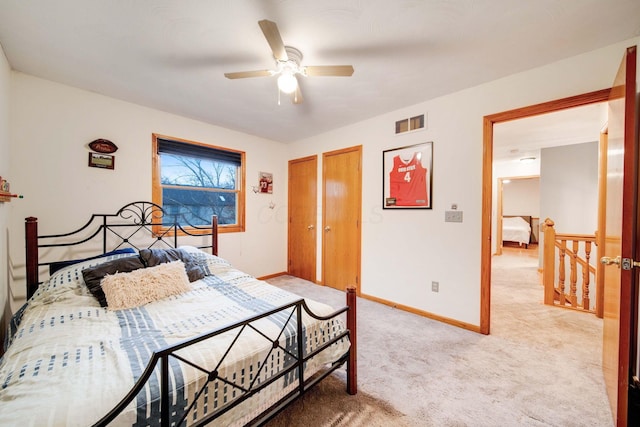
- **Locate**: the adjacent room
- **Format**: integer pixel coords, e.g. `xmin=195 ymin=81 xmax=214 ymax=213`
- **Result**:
xmin=0 ymin=1 xmax=639 ymax=425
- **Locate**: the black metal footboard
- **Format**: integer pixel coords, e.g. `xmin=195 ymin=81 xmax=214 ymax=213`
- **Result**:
xmin=93 ymin=297 xmax=355 ymax=427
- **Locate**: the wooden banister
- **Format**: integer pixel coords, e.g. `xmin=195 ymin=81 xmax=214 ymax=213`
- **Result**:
xmin=541 ymin=218 xmax=599 ymax=314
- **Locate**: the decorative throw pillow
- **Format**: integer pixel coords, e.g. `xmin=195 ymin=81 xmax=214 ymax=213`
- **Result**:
xmin=139 ymin=248 xmax=205 ymax=282
xmin=81 ymin=256 xmax=146 ymax=306
xmin=101 ymin=260 xmax=191 ymax=310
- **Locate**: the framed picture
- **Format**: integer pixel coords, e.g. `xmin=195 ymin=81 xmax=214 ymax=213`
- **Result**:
xmin=258 ymin=171 xmax=273 ymax=194
xmin=383 ymin=141 xmax=432 ymax=209
xmin=88 ymin=152 xmax=115 ymax=170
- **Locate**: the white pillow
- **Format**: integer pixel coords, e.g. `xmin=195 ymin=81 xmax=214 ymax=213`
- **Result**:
xmin=101 ymin=260 xmax=191 ymax=310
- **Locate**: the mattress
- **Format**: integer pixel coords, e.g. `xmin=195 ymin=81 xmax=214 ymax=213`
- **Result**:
xmin=0 ymin=247 xmax=349 ymax=426
xmin=502 ymin=216 xmax=531 ymax=246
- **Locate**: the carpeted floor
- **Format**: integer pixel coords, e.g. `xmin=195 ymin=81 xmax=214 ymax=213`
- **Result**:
xmin=265 ymin=246 xmax=613 ymax=426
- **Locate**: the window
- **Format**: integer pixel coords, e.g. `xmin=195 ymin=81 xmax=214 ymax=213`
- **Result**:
xmin=152 ymin=134 xmax=245 ymax=233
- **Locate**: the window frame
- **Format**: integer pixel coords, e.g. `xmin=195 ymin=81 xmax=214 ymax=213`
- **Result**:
xmin=152 ymin=133 xmax=245 ymax=234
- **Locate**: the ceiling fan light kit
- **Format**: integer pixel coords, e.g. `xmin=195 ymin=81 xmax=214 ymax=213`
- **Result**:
xmin=277 ymin=72 xmax=297 ymax=94
xmin=224 ymin=19 xmax=354 ymax=104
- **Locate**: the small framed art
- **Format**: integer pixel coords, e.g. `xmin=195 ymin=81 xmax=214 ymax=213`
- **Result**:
xmin=383 ymin=141 xmax=432 ymax=209
xmin=88 ymin=152 xmax=115 ymax=170
xmin=259 ymin=171 xmax=273 ymax=193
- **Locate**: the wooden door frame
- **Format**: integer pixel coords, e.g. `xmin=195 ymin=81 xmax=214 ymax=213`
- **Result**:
xmin=481 ymin=88 xmax=611 ymax=334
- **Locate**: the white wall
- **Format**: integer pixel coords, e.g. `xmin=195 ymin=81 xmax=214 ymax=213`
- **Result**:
xmin=8 ymin=73 xmax=288 ymax=300
xmin=540 ymin=142 xmax=599 ymax=235
xmin=539 ymin=141 xmax=599 ymax=307
xmin=0 ymin=43 xmax=10 ymax=314
xmin=502 ymin=178 xmax=540 ymax=217
xmin=288 ymin=38 xmax=639 ymax=326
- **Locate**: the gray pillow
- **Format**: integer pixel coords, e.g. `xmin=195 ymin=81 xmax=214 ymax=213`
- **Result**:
xmin=138 ymin=248 xmax=205 ymax=282
xmin=82 ymin=256 xmax=145 ymax=307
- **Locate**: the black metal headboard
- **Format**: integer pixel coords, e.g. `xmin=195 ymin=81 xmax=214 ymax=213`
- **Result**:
xmin=25 ymin=201 xmax=218 ymax=299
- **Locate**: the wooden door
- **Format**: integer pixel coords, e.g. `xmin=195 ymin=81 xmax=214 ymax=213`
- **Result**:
xmin=602 ymin=45 xmax=637 ymax=426
xmin=288 ymin=155 xmax=317 ymax=282
xmin=322 ymin=146 xmax=362 ymax=292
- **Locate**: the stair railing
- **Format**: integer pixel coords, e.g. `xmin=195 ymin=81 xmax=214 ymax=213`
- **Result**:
xmin=541 ymin=218 xmax=598 ymax=315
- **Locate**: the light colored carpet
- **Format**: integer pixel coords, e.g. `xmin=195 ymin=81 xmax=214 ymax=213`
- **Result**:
xmin=266 ymin=247 xmax=613 ymax=426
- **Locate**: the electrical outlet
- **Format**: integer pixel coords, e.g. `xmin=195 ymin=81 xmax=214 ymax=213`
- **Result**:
xmin=431 ymin=281 xmax=439 ymax=292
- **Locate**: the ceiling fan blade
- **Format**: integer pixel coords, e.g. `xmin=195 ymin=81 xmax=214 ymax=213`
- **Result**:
xmin=292 ymin=83 xmax=304 ymax=104
xmin=224 ymin=70 xmax=272 ymax=79
xmin=258 ymin=19 xmax=288 ymax=61
xmin=305 ymin=65 xmax=354 ymax=77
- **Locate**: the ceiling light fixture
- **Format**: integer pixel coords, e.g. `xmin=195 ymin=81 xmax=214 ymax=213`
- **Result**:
xmin=274 ymin=47 xmax=303 ymax=94
xmin=277 ymin=70 xmax=297 ymax=94
xmin=519 ymin=156 xmax=536 ymax=163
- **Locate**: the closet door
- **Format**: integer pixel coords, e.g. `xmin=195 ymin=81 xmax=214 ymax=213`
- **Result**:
xmin=288 ymin=155 xmax=317 ymax=282
xmin=322 ymin=146 xmax=362 ymax=292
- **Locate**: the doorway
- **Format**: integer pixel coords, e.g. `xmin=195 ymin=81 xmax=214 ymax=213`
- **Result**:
xmin=480 ymin=88 xmax=611 ymax=334
xmin=496 ymin=175 xmax=540 ymax=256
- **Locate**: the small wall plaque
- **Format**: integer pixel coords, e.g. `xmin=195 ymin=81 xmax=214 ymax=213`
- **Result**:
xmin=89 ymin=138 xmax=118 ymax=153
xmin=88 ymin=152 xmax=115 ymax=170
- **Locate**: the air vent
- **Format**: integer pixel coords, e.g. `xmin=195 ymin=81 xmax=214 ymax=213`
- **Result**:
xmin=395 ymin=114 xmax=425 ymax=134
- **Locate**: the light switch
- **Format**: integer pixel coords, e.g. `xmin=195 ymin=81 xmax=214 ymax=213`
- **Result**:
xmin=445 ymin=211 xmax=463 ymax=223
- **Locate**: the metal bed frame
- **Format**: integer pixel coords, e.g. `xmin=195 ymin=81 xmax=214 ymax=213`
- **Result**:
xmin=22 ymin=201 xmax=357 ymax=426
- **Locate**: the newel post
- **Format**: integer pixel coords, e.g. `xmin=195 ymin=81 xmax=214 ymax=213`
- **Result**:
xmin=541 ymin=218 xmax=556 ymax=306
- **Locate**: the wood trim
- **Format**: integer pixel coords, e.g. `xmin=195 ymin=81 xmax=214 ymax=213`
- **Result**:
xmin=496 ymin=178 xmax=503 ymax=255
xmin=485 ymin=88 xmax=612 ymax=123
xmin=256 ymin=272 xmax=288 ymax=280
xmin=481 ymin=88 xmax=612 ymax=336
xmin=360 ymin=292 xmax=482 ymax=333
xmin=481 ymin=116 xmax=494 ymax=334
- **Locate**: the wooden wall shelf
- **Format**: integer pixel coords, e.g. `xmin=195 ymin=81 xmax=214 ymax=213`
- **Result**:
xmin=0 ymin=191 xmax=22 ymax=203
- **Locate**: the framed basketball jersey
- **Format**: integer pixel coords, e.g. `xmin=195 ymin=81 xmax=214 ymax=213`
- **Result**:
xmin=383 ymin=142 xmax=432 ymax=209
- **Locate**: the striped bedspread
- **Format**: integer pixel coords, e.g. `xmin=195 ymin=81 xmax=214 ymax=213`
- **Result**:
xmin=0 ymin=247 xmax=349 ymax=426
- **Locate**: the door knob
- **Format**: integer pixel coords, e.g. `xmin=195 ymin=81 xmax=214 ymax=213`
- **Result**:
xmin=307 ymin=225 xmax=315 ymax=230
xmin=324 ymin=226 xmax=331 ymax=232
xmin=600 ymin=256 xmax=621 ymax=266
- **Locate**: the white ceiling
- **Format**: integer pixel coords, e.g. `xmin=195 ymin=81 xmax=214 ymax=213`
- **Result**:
xmin=0 ymin=1 xmax=638 ymax=148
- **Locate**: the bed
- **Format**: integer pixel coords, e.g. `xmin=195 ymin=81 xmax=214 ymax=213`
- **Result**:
xmin=0 ymin=201 xmax=356 ymax=426
xmin=502 ymin=215 xmax=532 ymax=248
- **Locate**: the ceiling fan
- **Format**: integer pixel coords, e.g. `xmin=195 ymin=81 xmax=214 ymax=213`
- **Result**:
xmin=224 ymin=19 xmax=354 ymax=104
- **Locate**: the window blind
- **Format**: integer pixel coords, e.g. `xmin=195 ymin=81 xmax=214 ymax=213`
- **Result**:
xmin=158 ymin=138 xmax=242 ymax=166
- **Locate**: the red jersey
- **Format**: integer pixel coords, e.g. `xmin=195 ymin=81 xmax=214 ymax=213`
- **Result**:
xmin=389 ymin=153 xmax=428 ymax=206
